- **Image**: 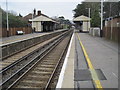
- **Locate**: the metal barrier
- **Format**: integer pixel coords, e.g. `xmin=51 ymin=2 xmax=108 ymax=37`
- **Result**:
xmin=89 ymin=28 xmax=100 ymax=37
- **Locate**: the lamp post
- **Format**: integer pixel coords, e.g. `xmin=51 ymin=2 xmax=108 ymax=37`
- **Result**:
xmin=86 ymin=8 xmax=91 ymax=31
xmin=86 ymin=8 xmax=91 ymax=19
xmin=88 ymin=8 xmax=91 ymax=31
xmin=88 ymin=8 xmax=90 ymax=19
xmin=6 ymin=0 xmax=9 ymax=37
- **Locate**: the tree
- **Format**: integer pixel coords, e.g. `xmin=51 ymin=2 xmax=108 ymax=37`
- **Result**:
xmin=103 ymin=1 xmax=120 ymax=18
xmin=73 ymin=2 xmax=100 ymax=27
xmin=1 ymin=7 xmax=28 ymax=28
xmin=58 ymin=16 xmax=65 ymax=20
xmin=73 ymin=1 xmax=120 ymax=27
xmin=73 ymin=3 xmax=88 ymax=17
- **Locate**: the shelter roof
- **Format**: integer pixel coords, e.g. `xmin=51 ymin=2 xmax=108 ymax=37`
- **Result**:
xmin=73 ymin=15 xmax=91 ymax=21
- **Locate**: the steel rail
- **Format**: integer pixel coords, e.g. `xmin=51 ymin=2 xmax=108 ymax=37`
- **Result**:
xmin=45 ymin=31 xmax=73 ymax=89
xmin=8 ymin=30 xmax=72 ymax=89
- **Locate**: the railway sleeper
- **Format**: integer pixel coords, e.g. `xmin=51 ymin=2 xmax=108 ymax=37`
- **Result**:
xmin=41 ymin=59 xmax=59 ymax=62
xmin=34 ymin=68 xmax=54 ymax=71
xmin=16 ymin=81 xmax=44 ymax=88
xmin=28 ymin=72 xmax=51 ymax=76
xmin=33 ymin=69 xmax=53 ymax=73
xmin=40 ymin=64 xmax=56 ymax=68
xmin=27 ymin=75 xmax=50 ymax=78
xmin=22 ymin=76 xmax=49 ymax=81
xmin=41 ymin=63 xmax=56 ymax=66
xmin=31 ymin=71 xmax=52 ymax=75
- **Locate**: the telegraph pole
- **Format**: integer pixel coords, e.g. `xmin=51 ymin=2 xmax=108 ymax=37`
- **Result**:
xmin=6 ymin=0 xmax=9 ymax=37
xmin=100 ymin=0 xmax=103 ymax=37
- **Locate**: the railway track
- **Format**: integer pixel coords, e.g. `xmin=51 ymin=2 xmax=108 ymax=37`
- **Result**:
xmin=1 ymin=30 xmax=67 ymax=69
xmin=1 ymin=30 xmax=73 ymax=89
xmin=0 ymin=36 xmax=58 ymax=70
xmin=0 ymin=31 xmax=68 ymax=70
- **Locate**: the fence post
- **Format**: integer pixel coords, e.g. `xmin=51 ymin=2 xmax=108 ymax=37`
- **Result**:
xmin=110 ymin=20 xmax=113 ymax=40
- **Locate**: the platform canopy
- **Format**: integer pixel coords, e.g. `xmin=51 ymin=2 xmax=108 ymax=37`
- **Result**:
xmin=73 ymin=15 xmax=91 ymax=22
xmin=29 ymin=15 xmax=56 ymax=22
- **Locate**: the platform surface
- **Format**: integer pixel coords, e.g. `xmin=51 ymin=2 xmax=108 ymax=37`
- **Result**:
xmin=59 ymin=31 xmax=118 ymax=89
xmin=1 ymin=33 xmax=49 ymax=45
xmin=76 ymin=32 xmax=118 ymax=89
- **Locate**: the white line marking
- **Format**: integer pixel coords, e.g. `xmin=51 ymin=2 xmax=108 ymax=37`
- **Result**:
xmin=56 ymin=33 xmax=74 ymax=89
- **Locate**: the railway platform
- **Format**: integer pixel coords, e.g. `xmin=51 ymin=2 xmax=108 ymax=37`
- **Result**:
xmin=1 ymin=29 xmax=66 ymax=45
xmin=1 ymin=33 xmax=48 ymax=45
xmin=1 ymin=29 xmax=67 ymax=60
xmin=57 ymin=31 xmax=118 ymax=89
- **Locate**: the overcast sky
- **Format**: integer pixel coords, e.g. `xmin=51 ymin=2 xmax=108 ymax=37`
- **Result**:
xmin=0 ymin=0 xmax=85 ymax=20
xmin=1 ymin=0 xmax=117 ymax=20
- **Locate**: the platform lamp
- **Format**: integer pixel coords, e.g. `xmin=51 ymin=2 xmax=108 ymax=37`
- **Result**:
xmin=6 ymin=0 xmax=9 ymax=37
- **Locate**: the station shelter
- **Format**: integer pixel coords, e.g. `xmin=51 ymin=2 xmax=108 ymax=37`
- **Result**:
xmin=73 ymin=15 xmax=91 ymax=32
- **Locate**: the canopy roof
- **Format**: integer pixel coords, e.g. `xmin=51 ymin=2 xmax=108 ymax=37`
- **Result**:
xmin=73 ymin=15 xmax=91 ymax=22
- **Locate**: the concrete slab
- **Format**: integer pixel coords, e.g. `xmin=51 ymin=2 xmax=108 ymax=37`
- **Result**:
xmin=74 ymin=69 xmax=92 ymax=81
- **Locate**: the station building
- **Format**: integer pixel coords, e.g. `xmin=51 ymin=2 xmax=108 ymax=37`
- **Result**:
xmin=73 ymin=15 xmax=91 ymax=32
xmin=29 ymin=10 xmax=58 ymax=32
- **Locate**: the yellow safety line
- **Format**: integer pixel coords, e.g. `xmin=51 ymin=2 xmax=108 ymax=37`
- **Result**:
xmin=76 ymin=33 xmax=103 ymax=90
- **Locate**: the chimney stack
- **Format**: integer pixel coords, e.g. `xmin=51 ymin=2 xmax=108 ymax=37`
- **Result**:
xmin=38 ymin=10 xmax=41 ymax=16
xmin=33 ymin=8 xmax=36 ymax=16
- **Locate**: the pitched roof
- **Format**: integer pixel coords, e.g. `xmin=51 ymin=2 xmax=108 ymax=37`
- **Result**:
xmin=73 ymin=15 xmax=91 ymax=21
xmin=23 ymin=13 xmax=32 ymax=21
xmin=29 ymin=14 xmax=56 ymax=22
